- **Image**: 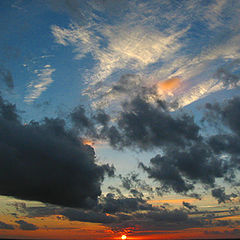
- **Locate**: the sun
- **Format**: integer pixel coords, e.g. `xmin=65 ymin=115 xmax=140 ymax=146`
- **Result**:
xmin=121 ymin=235 xmax=127 ymax=240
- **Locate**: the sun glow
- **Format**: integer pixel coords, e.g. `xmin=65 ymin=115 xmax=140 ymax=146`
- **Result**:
xmin=121 ymin=235 xmax=127 ymax=240
xmin=156 ymin=77 xmax=180 ymax=95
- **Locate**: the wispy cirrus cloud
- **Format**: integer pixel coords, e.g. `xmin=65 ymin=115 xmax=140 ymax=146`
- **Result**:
xmin=51 ymin=0 xmax=240 ymax=110
xmin=24 ymin=65 xmax=55 ymax=103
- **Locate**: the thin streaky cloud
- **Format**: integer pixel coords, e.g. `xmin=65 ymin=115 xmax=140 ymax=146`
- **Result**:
xmin=24 ymin=65 xmax=55 ymax=103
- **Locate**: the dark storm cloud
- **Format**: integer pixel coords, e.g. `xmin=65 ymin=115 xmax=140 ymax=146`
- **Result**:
xmin=0 ymin=95 xmax=18 ymax=122
xmin=99 ymin=193 xmax=154 ymax=214
xmin=0 ymin=95 xmax=114 ymax=208
xmin=182 ymin=201 xmax=198 ymax=211
xmin=0 ymin=66 xmax=14 ymax=89
xmin=205 ymin=96 xmax=240 ymax=135
xmin=60 ymin=208 xmax=116 ymax=223
xmin=140 ymin=142 xmax=230 ymax=194
xmin=0 ymin=220 xmax=15 ymax=230
xmin=139 ymin=154 xmax=194 ymax=193
xmin=70 ymin=94 xmax=196 ymax=151
xmin=106 ymin=96 xmax=200 ymax=150
xmin=205 ymin=97 xmax=240 ymax=169
xmin=70 ymin=105 xmax=96 ymax=135
xmin=15 ymin=220 xmax=38 ymax=231
xmin=211 ymin=187 xmax=237 ymax=204
xmin=137 ymin=97 xmax=240 ymax=195
xmin=69 ymin=94 xmax=240 ymax=200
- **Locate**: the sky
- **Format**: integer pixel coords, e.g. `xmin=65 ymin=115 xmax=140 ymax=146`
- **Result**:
xmin=1 ymin=0 xmax=240 ymax=239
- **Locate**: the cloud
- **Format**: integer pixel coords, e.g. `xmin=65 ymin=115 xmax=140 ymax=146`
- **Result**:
xmin=51 ymin=24 xmax=99 ymax=59
xmin=182 ymin=201 xmax=198 ymax=211
xmin=15 ymin=220 xmax=38 ymax=231
xmin=13 ymin=197 xmax=240 ymax=234
xmin=0 ymin=94 xmax=114 ymax=208
xmin=24 ymin=65 xmax=55 ymax=102
xmin=119 ymin=172 xmax=153 ymax=194
xmin=212 ymin=187 xmax=237 ymax=204
xmin=49 ymin=0 xmax=240 ymax=113
xmin=0 ymin=66 xmax=14 ymax=89
xmin=156 ymin=77 xmax=181 ymax=94
xmin=139 ymin=154 xmax=194 ymax=194
xmin=99 ymin=193 xmax=154 ymax=214
xmin=0 ymin=220 xmax=15 ymax=230
xmin=139 ymin=141 xmax=232 ymax=195
xmin=205 ymin=97 xmax=240 ymax=157
xmin=106 ymin=96 xmax=200 ymax=150
xmin=60 ymin=208 xmax=116 ymax=224
xmin=214 ymin=59 xmax=240 ymax=87
xmin=70 ymin=105 xmax=96 ymax=136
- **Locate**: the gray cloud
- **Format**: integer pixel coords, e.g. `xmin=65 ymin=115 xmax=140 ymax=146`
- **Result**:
xmin=0 ymin=66 xmax=14 ymax=89
xmin=205 ymin=97 xmax=240 ymax=171
xmin=119 ymin=172 xmax=153 ymax=194
xmin=182 ymin=201 xmax=198 ymax=211
xmin=12 ymin=198 xmax=240 ymax=234
xmin=60 ymin=208 xmax=116 ymax=224
xmin=0 ymin=220 xmax=15 ymax=230
xmin=211 ymin=187 xmax=237 ymax=204
xmin=139 ymin=154 xmax=194 ymax=194
xmin=70 ymin=105 xmax=96 ymax=136
xmin=205 ymin=96 xmax=240 ymax=135
xmin=15 ymin=220 xmax=38 ymax=231
xmin=140 ymin=142 xmax=231 ymax=195
xmin=106 ymin=96 xmax=200 ymax=150
xmin=0 ymin=95 xmax=114 ymax=208
xmin=214 ymin=59 xmax=240 ymax=87
xmin=99 ymin=193 xmax=154 ymax=214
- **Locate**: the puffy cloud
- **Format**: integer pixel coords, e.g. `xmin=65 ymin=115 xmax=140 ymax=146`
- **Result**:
xmin=139 ymin=154 xmax=194 ymax=194
xmin=107 ymin=96 xmax=200 ymax=150
xmin=205 ymin=97 xmax=240 ymax=166
xmin=70 ymin=105 xmax=96 ymax=135
xmin=140 ymin=142 xmax=231 ymax=195
xmin=211 ymin=187 xmax=237 ymax=204
xmin=0 ymin=95 xmax=114 ymax=208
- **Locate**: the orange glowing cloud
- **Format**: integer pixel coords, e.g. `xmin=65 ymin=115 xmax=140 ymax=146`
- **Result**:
xmin=156 ymin=77 xmax=180 ymax=94
xmin=82 ymin=139 xmax=94 ymax=147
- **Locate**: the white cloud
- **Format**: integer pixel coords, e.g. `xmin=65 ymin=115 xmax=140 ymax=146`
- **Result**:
xmin=24 ymin=66 xmax=55 ymax=103
xmin=51 ymin=0 xmax=240 ymax=110
xmin=51 ymin=24 xmax=99 ymax=59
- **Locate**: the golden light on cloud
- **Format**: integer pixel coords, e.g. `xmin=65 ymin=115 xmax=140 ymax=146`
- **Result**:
xmin=156 ymin=77 xmax=180 ymax=95
xmin=82 ymin=139 xmax=94 ymax=147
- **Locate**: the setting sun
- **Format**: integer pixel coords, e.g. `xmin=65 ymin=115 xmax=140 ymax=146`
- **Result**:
xmin=121 ymin=235 xmax=127 ymax=240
